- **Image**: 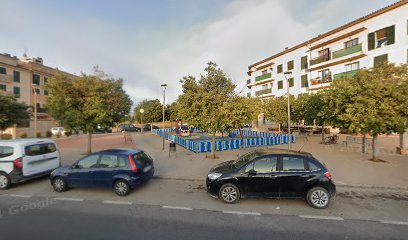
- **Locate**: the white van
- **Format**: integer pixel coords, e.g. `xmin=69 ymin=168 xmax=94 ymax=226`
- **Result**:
xmin=0 ymin=139 xmax=61 ymax=189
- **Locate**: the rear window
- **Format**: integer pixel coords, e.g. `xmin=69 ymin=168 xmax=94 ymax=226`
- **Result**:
xmin=308 ymin=160 xmax=321 ymax=171
xmin=0 ymin=146 xmax=14 ymax=158
xmin=133 ymin=152 xmax=152 ymax=165
xmin=25 ymin=143 xmax=57 ymax=156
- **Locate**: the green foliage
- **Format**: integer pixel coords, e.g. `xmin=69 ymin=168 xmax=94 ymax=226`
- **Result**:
xmin=292 ymin=93 xmax=325 ymax=125
xmin=19 ymin=132 xmax=27 ymax=138
xmin=65 ymin=129 xmax=72 ymax=137
xmin=46 ymin=130 xmax=53 ymax=138
xmin=0 ymin=95 xmax=30 ymax=131
xmin=0 ymin=134 xmax=13 ymax=140
xmin=264 ymin=96 xmax=294 ymax=125
xmin=36 ymin=131 xmax=42 ymax=138
xmin=134 ymin=99 xmax=163 ymax=123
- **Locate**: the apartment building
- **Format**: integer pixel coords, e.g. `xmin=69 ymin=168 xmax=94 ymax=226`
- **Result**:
xmin=246 ymin=0 xmax=408 ymax=100
xmin=0 ymin=53 xmax=76 ymax=137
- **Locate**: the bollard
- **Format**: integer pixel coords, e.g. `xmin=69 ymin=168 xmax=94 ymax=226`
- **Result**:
xmin=169 ymin=142 xmax=176 ymax=157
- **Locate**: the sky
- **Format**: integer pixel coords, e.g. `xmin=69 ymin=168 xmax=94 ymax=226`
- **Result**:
xmin=0 ymin=0 xmax=398 ymax=106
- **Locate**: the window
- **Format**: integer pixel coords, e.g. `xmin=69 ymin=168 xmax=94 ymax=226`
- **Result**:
xmin=245 ymin=157 xmax=278 ymax=173
xmin=0 ymin=67 xmax=6 ymax=74
xmin=0 ymin=84 xmax=6 ymax=91
xmin=318 ymin=69 xmax=331 ymax=80
xmin=374 ymin=54 xmax=388 ymax=68
xmin=36 ymin=103 xmax=41 ymax=110
xmin=261 ymin=70 xmax=267 ymax=75
xmin=34 ymin=88 xmax=40 ymax=94
xmin=301 ymin=56 xmax=308 ymax=70
xmin=99 ymin=154 xmax=119 ymax=168
xmin=25 ymin=143 xmax=56 ymax=156
xmin=13 ymin=71 xmax=20 ymax=82
xmin=277 ymin=80 xmax=283 ymax=89
xmin=301 ymin=75 xmax=308 ymax=88
xmin=77 ymin=155 xmax=100 ymax=169
xmin=262 ymin=84 xmax=268 ymax=90
xmin=13 ymin=86 xmax=20 ymax=97
xmin=277 ymin=64 xmax=283 ymax=73
xmin=287 ymin=60 xmax=294 ymax=70
xmin=344 ymin=38 xmax=358 ymax=48
xmin=308 ymin=160 xmax=321 ymax=171
xmin=133 ymin=151 xmax=153 ymax=166
xmin=0 ymin=146 xmax=14 ymax=158
xmin=345 ymin=62 xmax=359 ymax=72
xmin=282 ymin=157 xmax=306 ymax=171
xmin=318 ymin=48 xmax=329 ymax=57
xmin=44 ymin=89 xmax=49 ymax=96
xmin=368 ymin=25 xmax=395 ymax=50
xmin=32 ymin=74 xmax=40 ymax=85
xmin=44 ymin=76 xmax=48 ymax=85
xmin=288 ymin=78 xmax=294 ymax=87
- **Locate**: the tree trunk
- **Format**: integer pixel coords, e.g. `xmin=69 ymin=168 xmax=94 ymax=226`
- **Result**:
xmin=211 ymin=132 xmax=216 ymax=158
xmin=372 ymin=135 xmax=379 ymax=161
xmin=362 ymin=135 xmax=367 ymax=154
xmin=87 ymin=132 xmax=92 ymax=155
xmin=321 ymin=122 xmax=326 ymax=144
xmin=278 ymin=124 xmax=281 ymax=132
xmin=239 ymin=128 xmax=244 ymax=141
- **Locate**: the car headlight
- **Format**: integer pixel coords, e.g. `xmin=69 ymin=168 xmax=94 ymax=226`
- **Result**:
xmin=207 ymin=173 xmax=222 ymax=181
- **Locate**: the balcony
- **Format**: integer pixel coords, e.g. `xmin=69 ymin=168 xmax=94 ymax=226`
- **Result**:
xmin=255 ymin=73 xmax=272 ymax=82
xmin=333 ymin=70 xmax=359 ymax=80
xmin=310 ymin=75 xmax=333 ymax=86
xmin=332 ymin=44 xmax=362 ymax=59
xmin=0 ymin=74 xmax=12 ymax=83
xmin=310 ymin=54 xmax=330 ymax=66
xmin=255 ymin=88 xmax=272 ymax=96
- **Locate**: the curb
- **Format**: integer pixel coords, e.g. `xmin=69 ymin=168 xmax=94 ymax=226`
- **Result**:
xmin=152 ymin=175 xmax=408 ymax=191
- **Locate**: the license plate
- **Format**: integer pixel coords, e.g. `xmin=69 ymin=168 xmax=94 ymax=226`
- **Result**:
xmin=143 ymin=165 xmax=152 ymax=173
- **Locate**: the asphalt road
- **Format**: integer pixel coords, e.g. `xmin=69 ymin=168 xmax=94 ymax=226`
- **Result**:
xmin=0 ymin=195 xmax=407 ymax=240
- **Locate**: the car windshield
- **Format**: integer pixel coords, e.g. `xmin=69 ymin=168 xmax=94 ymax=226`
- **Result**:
xmin=232 ymin=152 xmax=262 ymax=169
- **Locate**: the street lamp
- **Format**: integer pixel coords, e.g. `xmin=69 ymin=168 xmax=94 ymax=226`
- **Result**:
xmin=139 ymin=108 xmax=144 ymax=134
xmin=32 ymin=84 xmax=39 ymax=137
xmin=284 ymin=71 xmax=292 ymax=150
xmin=161 ymin=84 xmax=167 ymax=150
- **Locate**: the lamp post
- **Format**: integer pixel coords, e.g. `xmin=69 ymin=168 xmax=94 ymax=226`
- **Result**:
xmin=32 ymin=84 xmax=39 ymax=137
xmin=284 ymin=71 xmax=292 ymax=150
xmin=139 ymin=108 xmax=144 ymax=134
xmin=161 ymin=84 xmax=167 ymax=150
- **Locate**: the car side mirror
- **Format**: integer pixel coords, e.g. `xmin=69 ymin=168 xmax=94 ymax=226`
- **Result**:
xmin=248 ymin=169 xmax=257 ymax=176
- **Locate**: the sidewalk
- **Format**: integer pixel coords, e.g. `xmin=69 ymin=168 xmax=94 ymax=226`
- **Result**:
xmin=55 ymin=132 xmax=408 ymax=190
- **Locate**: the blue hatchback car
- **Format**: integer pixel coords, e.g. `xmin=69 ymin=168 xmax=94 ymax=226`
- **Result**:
xmin=50 ymin=148 xmax=154 ymax=196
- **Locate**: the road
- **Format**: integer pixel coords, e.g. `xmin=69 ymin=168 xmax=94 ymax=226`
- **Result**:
xmin=0 ymin=194 xmax=407 ymax=240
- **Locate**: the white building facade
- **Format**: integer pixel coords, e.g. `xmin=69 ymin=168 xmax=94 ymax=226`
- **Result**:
xmin=246 ymin=1 xmax=408 ymax=99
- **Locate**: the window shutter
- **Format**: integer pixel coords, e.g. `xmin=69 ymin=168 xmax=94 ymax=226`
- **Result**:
xmin=278 ymin=80 xmax=283 ymax=89
xmin=386 ymin=25 xmax=395 ymax=45
xmin=301 ymin=56 xmax=308 ymax=70
xmin=374 ymin=54 xmax=388 ymax=68
xmin=368 ymin=32 xmax=375 ymax=51
xmin=301 ymin=75 xmax=308 ymax=88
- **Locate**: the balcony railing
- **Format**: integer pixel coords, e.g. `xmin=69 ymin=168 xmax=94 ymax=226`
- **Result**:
xmin=247 ymin=79 xmax=251 ymax=85
xmin=0 ymin=74 xmax=12 ymax=83
xmin=310 ymin=75 xmax=333 ymax=86
xmin=255 ymin=73 xmax=272 ymax=82
xmin=310 ymin=54 xmax=330 ymax=66
xmin=333 ymin=70 xmax=359 ymax=80
xmin=332 ymin=44 xmax=362 ymax=59
xmin=255 ymin=88 xmax=272 ymax=96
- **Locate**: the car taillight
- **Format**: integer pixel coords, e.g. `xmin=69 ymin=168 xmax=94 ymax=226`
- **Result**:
xmin=128 ymin=155 xmax=138 ymax=173
xmin=324 ymin=171 xmax=332 ymax=180
xmin=14 ymin=158 xmax=23 ymax=169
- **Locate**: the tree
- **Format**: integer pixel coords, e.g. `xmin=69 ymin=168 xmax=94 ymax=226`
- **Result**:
xmin=134 ymin=99 xmax=163 ymax=124
xmin=177 ymin=62 xmax=235 ymax=158
xmin=322 ymin=64 xmax=408 ymax=161
xmin=46 ymin=70 xmax=132 ymax=154
xmin=264 ymin=96 xmax=294 ymax=131
xmin=0 ymin=95 xmax=30 ymax=133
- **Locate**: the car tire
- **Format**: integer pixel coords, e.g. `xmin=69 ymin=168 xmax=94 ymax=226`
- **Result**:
xmin=219 ymin=183 xmax=240 ymax=204
xmin=0 ymin=172 xmax=11 ymax=190
xmin=306 ymin=186 xmax=331 ymax=209
xmin=114 ymin=180 xmax=130 ymax=196
xmin=52 ymin=177 xmax=68 ymax=192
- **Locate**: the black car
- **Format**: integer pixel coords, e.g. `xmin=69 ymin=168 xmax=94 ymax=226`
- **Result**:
xmin=142 ymin=124 xmax=160 ymax=132
xmin=206 ymin=149 xmax=336 ymax=209
xmin=118 ymin=124 xmax=141 ymax=133
xmin=95 ymin=125 xmax=112 ymax=133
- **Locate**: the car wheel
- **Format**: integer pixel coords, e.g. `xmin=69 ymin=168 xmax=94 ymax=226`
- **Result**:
xmin=307 ymin=186 xmax=330 ymax=209
xmin=114 ymin=180 xmax=130 ymax=196
xmin=219 ymin=183 xmax=240 ymax=204
xmin=52 ymin=177 xmax=68 ymax=192
xmin=0 ymin=173 xmax=11 ymax=190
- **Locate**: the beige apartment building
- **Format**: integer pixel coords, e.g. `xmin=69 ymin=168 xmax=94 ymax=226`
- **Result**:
xmin=0 ymin=53 xmax=76 ymax=138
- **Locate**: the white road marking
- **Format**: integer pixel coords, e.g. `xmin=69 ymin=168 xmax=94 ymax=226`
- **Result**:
xmin=162 ymin=206 xmax=193 ymax=211
xmin=103 ymin=200 xmax=132 ymax=205
xmin=222 ymin=210 xmax=261 ymax=216
xmin=380 ymin=220 xmax=408 ymax=226
xmin=299 ymin=215 xmax=344 ymax=221
xmin=4 ymin=194 xmax=32 ymax=198
xmin=53 ymin=197 xmax=84 ymax=202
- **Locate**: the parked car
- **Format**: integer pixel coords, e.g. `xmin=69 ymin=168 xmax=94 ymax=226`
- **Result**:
xmin=206 ymin=149 xmax=336 ymax=209
xmin=51 ymin=127 xmax=65 ymax=135
xmin=117 ymin=124 xmax=141 ymax=133
xmin=95 ymin=125 xmax=112 ymax=134
xmin=142 ymin=124 xmax=160 ymax=132
xmin=0 ymin=139 xmax=61 ymax=189
xmin=50 ymin=148 xmax=155 ymax=196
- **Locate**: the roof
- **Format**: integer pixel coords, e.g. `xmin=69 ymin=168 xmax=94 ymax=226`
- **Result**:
xmin=97 ymin=148 xmax=141 ymax=155
xmin=248 ymin=0 xmax=408 ymax=70
xmin=253 ymin=148 xmax=313 ymax=157
xmin=0 ymin=138 xmax=55 ymax=145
